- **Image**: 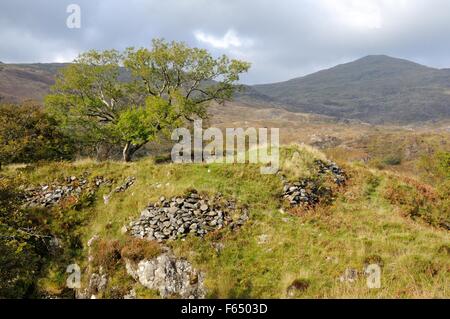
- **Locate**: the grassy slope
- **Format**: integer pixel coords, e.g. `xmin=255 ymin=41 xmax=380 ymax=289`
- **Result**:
xmin=4 ymin=146 xmax=449 ymax=298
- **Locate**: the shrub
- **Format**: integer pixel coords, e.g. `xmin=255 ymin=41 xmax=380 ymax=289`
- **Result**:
xmin=383 ymin=177 xmax=449 ymax=228
xmin=91 ymin=240 xmax=122 ymax=271
xmin=382 ymin=154 xmax=402 ymax=166
xmin=0 ymin=102 xmax=74 ymax=166
xmin=418 ymin=150 xmax=450 ymax=184
xmin=0 ymin=177 xmax=44 ymax=298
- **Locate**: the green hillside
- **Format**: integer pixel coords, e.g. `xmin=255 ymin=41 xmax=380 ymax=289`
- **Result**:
xmin=2 ymin=145 xmax=448 ymax=298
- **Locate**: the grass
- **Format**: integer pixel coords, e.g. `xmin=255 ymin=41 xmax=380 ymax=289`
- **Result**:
xmin=171 ymin=168 xmax=449 ymax=298
xmin=2 ymin=145 xmax=449 ymax=298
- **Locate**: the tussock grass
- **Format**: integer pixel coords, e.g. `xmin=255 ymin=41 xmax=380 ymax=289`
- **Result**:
xmin=279 ymin=144 xmax=328 ymax=180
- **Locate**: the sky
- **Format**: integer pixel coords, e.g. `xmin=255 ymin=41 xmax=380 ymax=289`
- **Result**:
xmin=1 ymin=0 xmax=450 ymax=84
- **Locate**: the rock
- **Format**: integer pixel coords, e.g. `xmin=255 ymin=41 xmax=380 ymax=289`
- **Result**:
xmin=48 ymin=236 xmax=63 ymax=255
xmin=125 ymin=253 xmax=205 ymax=299
xmin=257 ymin=234 xmax=270 ymax=244
xmin=124 ymin=289 xmax=136 ymax=299
xmin=440 ymin=222 xmax=450 ymax=231
xmin=87 ymin=235 xmax=99 ymax=247
xmin=120 ymin=225 xmax=128 ymax=235
xmin=103 ymin=194 xmax=111 ymax=205
xmin=114 ymin=177 xmax=136 ymax=193
xmin=89 ymin=273 xmax=108 ymax=293
xmin=213 ymin=242 xmax=225 ymax=253
xmin=339 ymin=268 xmax=359 ymax=283
xmin=286 ymin=279 xmax=310 ymax=297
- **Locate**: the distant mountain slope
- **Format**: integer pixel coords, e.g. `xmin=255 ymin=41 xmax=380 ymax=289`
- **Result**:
xmin=0 ymin=63 xmax=66 ymax=103
xmin=2 ymin=55 xmax=450 ymax=123
xmin=245 ymin=55 xmax=450 ymax=123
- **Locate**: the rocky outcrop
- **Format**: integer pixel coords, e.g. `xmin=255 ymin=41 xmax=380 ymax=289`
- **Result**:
xmin=127 ymin=191 xmax=248 ymax=241
xmin=125 ymin=253 xmax=205 ymax=299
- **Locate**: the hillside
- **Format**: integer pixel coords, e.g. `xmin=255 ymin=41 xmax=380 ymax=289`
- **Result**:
xmin=1 ymin=145 xmax=449 ymax=298
xmin=242 ymin=55 xmax=450 ymax=123
xmin=0 ymin=63 xmax=67 ymax=103
xmin=2 ymin=56 xmax=450 ymax=123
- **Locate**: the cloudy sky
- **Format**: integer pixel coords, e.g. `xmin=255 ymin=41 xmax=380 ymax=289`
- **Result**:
xmin=1 ymin=0 xmax=450 ymax=84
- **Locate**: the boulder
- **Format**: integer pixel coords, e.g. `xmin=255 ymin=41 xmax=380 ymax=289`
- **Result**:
xmin=125 ymin=253 xmax=205 ymax=299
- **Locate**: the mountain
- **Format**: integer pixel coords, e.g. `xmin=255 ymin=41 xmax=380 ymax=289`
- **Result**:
xmin=0 ymin=63 xmax=67 ymax=103
xmin=242 ymin=55 xmax=450 ymax=123
xmin=1 ymin=55 xmax=450 ymax=123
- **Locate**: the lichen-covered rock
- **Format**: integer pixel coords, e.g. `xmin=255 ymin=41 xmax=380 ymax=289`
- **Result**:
xmin=125 ymin=253 xmax=205 ymax=299
xmin=89 ymin=272 xmax=108 ymax=294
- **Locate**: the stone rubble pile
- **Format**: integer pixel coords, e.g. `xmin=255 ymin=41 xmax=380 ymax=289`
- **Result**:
xmin=281 ymin=160 xmax=347 ymax=207
xmin=282 ymin=179 xmax=321 ymax=207
xmin=128 ymin=191 xmax=248 ymax=241
xmin=113 ymin=176 xmax=136 ymax=193
xmin=314 ymin=160 xmax=347 ymax=186
xmin=23 ymin=175 xmax=112 ymax=207
xmin=103 ymin=177 xmax=136 ymax=204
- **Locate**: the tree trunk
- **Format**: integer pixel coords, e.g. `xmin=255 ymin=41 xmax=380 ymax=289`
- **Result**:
xmin=123 ymin=141 xmax=148 ymax=162
xmin=123 ymin=142 xmax=133 ymax=162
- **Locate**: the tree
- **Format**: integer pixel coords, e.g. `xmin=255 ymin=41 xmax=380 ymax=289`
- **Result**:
xmin=46 ymin=39 xmax=251 ymax=162
xmin=0 ymin=103 xmax=74 ymax=167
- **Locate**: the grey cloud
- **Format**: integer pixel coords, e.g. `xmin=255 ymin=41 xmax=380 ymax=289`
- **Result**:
xmin=1 ymin=0 xmax=450 ymax=84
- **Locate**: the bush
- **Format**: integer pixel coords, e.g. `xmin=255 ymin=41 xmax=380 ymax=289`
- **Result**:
xmin=0 ymin=102 xmax=74 ymax=166
xmin=383 ymin=176 xmax=449 ymax=228
xmin=0 ymin=177 xmax=44 ymax=298
xmin=382 ymin=154 xmax=402 ymax=166
xmin=418 ymin=151 xmax=450 ymax=184
xmin=91 ymin=240 xmax=122 ymax=271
